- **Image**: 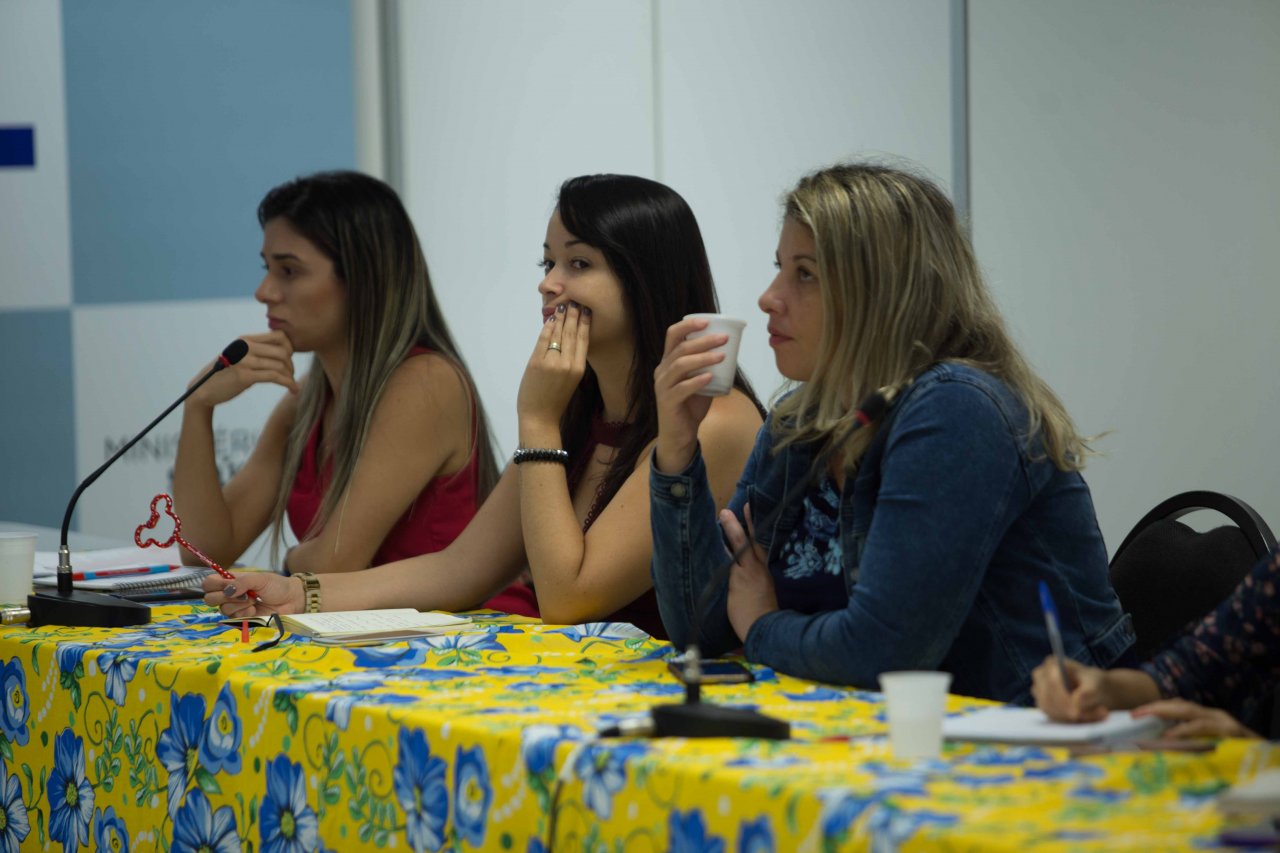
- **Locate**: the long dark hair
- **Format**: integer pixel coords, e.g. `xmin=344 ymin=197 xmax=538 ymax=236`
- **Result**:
xmin=257 ymin=170 xmax=499 ymax=560
xmin=556 ymin=174 xmax=762 ymax=508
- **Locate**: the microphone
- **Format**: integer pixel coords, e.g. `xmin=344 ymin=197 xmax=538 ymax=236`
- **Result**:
xmin=639 ymin=387 xmax=896 ymax=740
xmin=27 ymin=340 xmax=250 ymax=627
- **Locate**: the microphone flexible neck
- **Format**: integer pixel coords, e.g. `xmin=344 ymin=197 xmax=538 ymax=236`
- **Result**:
xmin=56 ymin=341 xmax=246 ymax=594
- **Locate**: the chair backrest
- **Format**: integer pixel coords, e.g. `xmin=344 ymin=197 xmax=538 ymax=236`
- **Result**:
xmin=1110 ymin=491 xmax=1276 ymax=663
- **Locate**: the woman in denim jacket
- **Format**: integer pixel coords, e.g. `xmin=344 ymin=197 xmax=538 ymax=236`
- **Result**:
xmin=650 ymin=164 xmax=1134 ymax=703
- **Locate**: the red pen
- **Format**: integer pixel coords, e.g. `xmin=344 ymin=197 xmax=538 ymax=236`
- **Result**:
xmin=134 ymin=494 xmax=261 ymax=602
xmin=70 ymin=564 xmax=176 ymax=582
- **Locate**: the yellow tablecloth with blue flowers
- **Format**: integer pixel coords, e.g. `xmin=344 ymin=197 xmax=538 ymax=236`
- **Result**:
xmin=0 ymin=606 xmax=1266 ymax=851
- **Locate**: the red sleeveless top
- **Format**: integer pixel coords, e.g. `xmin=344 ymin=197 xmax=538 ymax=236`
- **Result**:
xmin=286 ymin=347 xmax=481 ymax=566
xmin=483 ymin=415 xmax=666 ymax=639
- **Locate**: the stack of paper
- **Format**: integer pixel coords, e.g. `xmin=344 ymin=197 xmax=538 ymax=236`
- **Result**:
xmin=942 ymin=707 xmax=1165 ymax=745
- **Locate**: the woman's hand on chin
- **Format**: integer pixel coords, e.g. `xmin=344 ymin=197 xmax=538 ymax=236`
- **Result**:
xmin=202 ymin=571 xmax=303 ymax=617
xmin=517 ymin=302 xmax=590 ymax=437
xmin=653 ymin=317 xmax=724 ymax=473
xmin=186 ymin=331 xmax=299 ymax=410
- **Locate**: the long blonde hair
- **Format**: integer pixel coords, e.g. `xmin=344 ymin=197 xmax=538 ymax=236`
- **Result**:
xmin=258 ymin=171 xmax=499 ymax=565
xmin=772 ymin=163 xmax=1091 ymax=471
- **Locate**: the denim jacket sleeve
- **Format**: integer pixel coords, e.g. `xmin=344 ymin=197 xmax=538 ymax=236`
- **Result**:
xmin=649 ymin=427 xmax=766 ymax=657
xmin=743 ymin=377 xmax=1036 ymax=687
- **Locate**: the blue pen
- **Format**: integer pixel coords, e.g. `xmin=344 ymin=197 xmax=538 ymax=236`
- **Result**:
xmin=1038 ymin=581 xmax=1075 ymax=690
xmin=73 ymin=564 xmax=174 ymax=582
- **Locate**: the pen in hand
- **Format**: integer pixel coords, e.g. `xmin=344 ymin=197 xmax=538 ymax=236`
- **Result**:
xmin=1038 ymin=581 xmax=1075 ymax=692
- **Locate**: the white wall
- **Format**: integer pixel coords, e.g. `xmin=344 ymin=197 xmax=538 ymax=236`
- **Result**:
xmin=969 ymin=0 xmax=1280 ymax=550
xmin=0 ymin=0 xmax=72 ymax=310
xmin=395 ymin=0 xmax=955 ymax=455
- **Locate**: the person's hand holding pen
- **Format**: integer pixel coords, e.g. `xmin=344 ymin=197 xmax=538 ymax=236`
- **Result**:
xmin=1031 ymin=657 xmax=1113 ymax=722
xmin=202 ymin=571 xmax=303 ymax=617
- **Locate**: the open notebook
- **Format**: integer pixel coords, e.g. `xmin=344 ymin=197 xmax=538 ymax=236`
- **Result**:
xmin=943 ymin=707 xmax=1165 ymax=745
xmin=34 ymin=546 xmax=212 ymax=592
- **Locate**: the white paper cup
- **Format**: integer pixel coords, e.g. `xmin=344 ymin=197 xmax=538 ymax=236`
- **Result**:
xmin=683 ymin=313 xmax=746 ymax=397
xmin=878 ymin=670 xmax=952 ymax=760
xmin=0 ymin=533 xmax=37 ymax=606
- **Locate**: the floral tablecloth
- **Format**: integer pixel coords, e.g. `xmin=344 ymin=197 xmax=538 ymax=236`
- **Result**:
xmin=0 ymin=607 xmax=1266 ymax=852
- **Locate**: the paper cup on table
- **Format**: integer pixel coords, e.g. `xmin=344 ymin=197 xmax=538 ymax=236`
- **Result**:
xmin=878 ymin=670 xmax=952 ymax=760
xmin=0 ymin=533 xmax=37 ymax=605
xmin=683 ymin=313 xmax=746 ymax=397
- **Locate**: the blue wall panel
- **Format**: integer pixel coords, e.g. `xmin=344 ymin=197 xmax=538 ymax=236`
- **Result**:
xmin=62 ymin=0 xmax=356 ymax=305
xmin=0 ymin=311 xmax=76 ymax=527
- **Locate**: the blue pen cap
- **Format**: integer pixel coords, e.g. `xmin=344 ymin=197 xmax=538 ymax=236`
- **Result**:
xmin=1038 ymin=580 xmax=1057 ymax=618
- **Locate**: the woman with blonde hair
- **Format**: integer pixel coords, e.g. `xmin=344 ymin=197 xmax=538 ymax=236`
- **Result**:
xmin=651 ymin=163 xmax=1133 ymax=702
xmin=174 ymin=170 xmax=498 ymax=576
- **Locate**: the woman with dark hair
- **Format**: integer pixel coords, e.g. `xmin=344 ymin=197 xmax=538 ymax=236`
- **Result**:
xmin=174 ymin=170 xmax=498 ymax=576
xmin=203 ymin=174 xmax=764 ymax=637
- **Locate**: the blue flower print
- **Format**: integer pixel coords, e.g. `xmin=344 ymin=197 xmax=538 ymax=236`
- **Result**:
xmin=0 ymin=659 xmax=28 ymax=747
xmin=520 ymin=725 xmax=584 ymax=778
xmin=453 ymin=745 xmax=491 ymax=847
xmin=864 ymin=805 xmax=956 ymax=849
xmin=157 ymin=692 xmax=208 ymax=818
xmin=0 ymin=759 xmax=30 ymax=853
xmin=347 ymin=644 xmax=432 ymax=669
xmin=171 ymin=788 xmax=239 ymax=853
xmin=526 ymin=839 xmax=548 ymax=853
xmin=199 ymin=683 xmax=241 ymax=775
xmin=96 ymin=651 xmax=140 ymax=707
xmin=669 ymin=809 xmax=725 ymax=853
xmin=56 ymin=644 xmax=89 ymax=677
xmin=548 ymin=622 xmax=649 ymax=642
xmin=424 ymin=631 xmax=505 ymax=654
xmin=574 ymin=742 xmax=648 ymax=820
xmin=738 ymin=816 xmax=773 ymax=853
xmin=325 ymin=692 xmax=418 ymax=731
xmin=260 ymin=755 xmax=319 ymax=853
xmin=393 ymin=728 xmax=448 ymax=853
xmin=91 ymin=806 xmax=129 ymax=853
xmin=48 ymin=729 xmax=94 ymax=853
xmin=819 ymin=791 xmax=878 ymax=841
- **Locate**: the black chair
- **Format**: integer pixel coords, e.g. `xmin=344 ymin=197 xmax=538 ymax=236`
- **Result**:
xmin=1110 ymin=490 xmax=1276 ymax=663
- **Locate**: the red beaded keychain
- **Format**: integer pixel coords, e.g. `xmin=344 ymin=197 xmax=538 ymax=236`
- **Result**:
xmin=135 ymin=493 xmax=260 ymax=605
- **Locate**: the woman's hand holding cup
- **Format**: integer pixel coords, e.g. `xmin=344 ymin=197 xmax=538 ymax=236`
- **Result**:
xmin=653 ymin=315 xmax=741 ymax=474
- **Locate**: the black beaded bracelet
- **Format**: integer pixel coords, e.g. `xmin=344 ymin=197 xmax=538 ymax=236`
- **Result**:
xmin=513 ymin=447 xmax=570 ymax=465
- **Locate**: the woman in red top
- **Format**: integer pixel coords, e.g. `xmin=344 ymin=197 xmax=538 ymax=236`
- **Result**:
xmin=205 ymin=175 xmax=764 ymax=638
xmin=173 ymin=171 xmax=498 ymax=575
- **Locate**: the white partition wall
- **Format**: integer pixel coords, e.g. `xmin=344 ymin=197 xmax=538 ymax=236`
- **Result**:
xmin=969 ymin=0 xmax=1280 ymax=549
xmin=657 ymin=0 xmax=954 ymax=401
xmin=395 ymin=0 xmax=956 ymax=452
xmin=397 ymin=0 xmax=657 ymax=456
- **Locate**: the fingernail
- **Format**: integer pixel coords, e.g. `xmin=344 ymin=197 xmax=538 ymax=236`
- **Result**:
xmin=557 ymin=304 xmax=566 ymax=313
xmin=583 ymin=307 xmax=592 ymax=317
xmin=223 ymin=584 xmax=237 ymax=598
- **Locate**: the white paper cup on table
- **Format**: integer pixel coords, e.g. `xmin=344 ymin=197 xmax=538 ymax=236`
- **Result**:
xmin=878 ymin=670 xmax=953 ymax=760
xmin=0 ymin=533 xmax=37 ymax=605
xmin=683 ymin=313 xmax=746 ymax=397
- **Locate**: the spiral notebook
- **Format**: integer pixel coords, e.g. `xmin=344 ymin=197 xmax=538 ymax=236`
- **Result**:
xmin=34 ymin=546 xmax=212 ymax=592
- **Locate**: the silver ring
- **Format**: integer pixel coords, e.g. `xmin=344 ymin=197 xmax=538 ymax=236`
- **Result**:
xmin=547 ymin=341 xmax=562 ymax=352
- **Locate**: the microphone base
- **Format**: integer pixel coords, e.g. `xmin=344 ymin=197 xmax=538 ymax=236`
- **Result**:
xmin=27 ymin=590 xmax=152 ymax=628
xmin=652 ymin=701 xmax=790 ymax=740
